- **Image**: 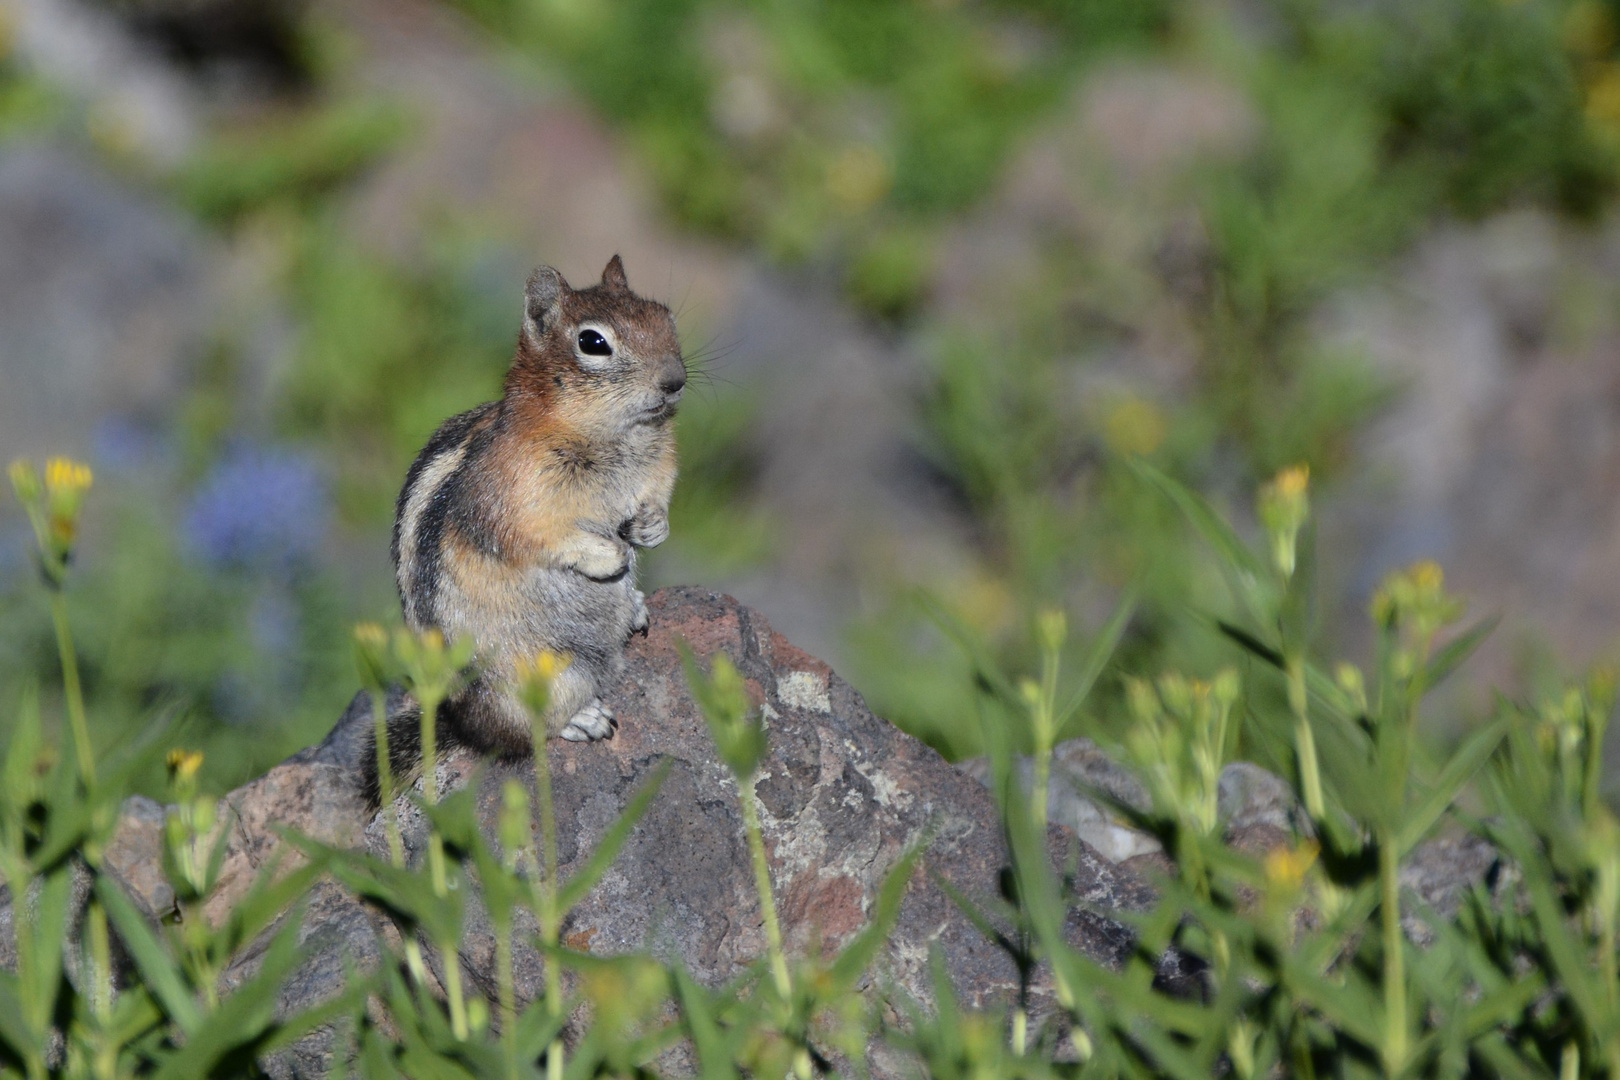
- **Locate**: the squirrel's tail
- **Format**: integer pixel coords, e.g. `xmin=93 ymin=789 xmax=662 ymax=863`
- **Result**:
xmin=358 ymin=691 xmax=466 ymax=809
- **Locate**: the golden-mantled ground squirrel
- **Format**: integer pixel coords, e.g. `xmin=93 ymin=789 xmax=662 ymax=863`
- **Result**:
xmin=362 ymin=256 xmax=685 ymax=805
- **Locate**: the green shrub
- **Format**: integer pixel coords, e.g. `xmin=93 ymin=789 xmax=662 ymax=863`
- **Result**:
xmin=6 ymin=454 xmax=1620 ymax=1079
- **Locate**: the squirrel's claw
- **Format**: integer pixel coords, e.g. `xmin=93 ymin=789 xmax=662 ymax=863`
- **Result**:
xmin=624 ymin=507 xmax=670 ymax=549
xmin=560 ymin=698 xmax=615 ymax=741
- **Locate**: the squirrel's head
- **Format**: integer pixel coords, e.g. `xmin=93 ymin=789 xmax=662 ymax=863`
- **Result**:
xmin=508 ymin=256 xmax=686 ymax=433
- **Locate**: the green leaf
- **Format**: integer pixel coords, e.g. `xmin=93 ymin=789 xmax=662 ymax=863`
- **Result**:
xmin=0 ymin=974 xmax=40 ymax=1057
xmin=1053 ymin=593 xmax=1136 ymax=732
xmin=1394 ymin=714 xmax=1508 ymax=856
xmin=96 ymin=875 xmax=204 ymax=1034
xmin=148 ymin=917 xmax=308 ymax=1080
xmin=214 ymin=848 xmax=329 ymax=959
xmin=512 ymin=997 xmax=573 ymax=1062
xmin=557 ymin=759 xmax=671 ymax=913
xmin=931 ymin=868 xmax=1015 ymax=954
xmin=1423 ymin=615 xmax=1499 ymax=690
xmin=828 ymin=838 xmax=925 ymax=992
xmin=2 ymin=682 xmax=44 ymax=814
xmin=1216 ymin=619 xmax=1285 ymax=668
xmin=20 ymin=865 xmax=72 ymax=1033
xmin=672 ymin=963 xmax=739 ymax=1080
xmin=1127 ymin=458 xmax=1262 ymax=572
xmin=253 ymin=978 xmax=376 ymax=1065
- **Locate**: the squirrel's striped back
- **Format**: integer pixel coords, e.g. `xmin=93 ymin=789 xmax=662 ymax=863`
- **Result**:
xmin=391 ymin=402 xmax=499 ymax=631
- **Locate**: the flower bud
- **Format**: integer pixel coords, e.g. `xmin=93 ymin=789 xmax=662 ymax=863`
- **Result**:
xmin=1257 ymin=465 xmax=1309 ymax=579
xmin=353 ymin=622 xmax=393 ymax=691
xmin=680 ymin=644 xmax=766 ymax=781
xmin=516 ymin=650 xmax=571 ymax=721
xmin=1034 ymin=607 xmax=1067 ymax=655
xmin=8 ymin=458 xmax=41 ymax=503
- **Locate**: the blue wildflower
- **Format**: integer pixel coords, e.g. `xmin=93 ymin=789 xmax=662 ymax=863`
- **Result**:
xmin=184 ymin=446 xmax=328 ymax=572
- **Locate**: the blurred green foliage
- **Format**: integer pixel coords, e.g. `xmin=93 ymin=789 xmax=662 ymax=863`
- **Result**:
xmin=5 ymin=0 xmax=1620 ymax=780
xmin=451 ymin=0 xmax=1172 ymax=311
xmin=837 ymin=0 xmax=1620 ymax=754
xmin=6 ymin=460 xmax=1620 ymax=1078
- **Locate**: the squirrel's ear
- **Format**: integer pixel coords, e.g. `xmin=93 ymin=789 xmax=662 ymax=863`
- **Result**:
xmin=601 ymin=254 xmax=629 ymax=293
xmin=523 ymin=266 xmax=568 ymax=341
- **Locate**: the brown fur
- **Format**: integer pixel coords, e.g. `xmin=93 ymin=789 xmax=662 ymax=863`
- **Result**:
xmin=367 ymin=256 xmax=685 ymax=805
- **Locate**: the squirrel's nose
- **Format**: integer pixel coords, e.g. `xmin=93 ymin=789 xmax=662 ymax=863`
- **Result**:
xmin=659 ymin=369 xmax=687 ymax=396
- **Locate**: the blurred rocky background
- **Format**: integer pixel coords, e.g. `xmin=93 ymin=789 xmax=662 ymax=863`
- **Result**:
xmin=3 ymin=0 xmax=1620 ymax=793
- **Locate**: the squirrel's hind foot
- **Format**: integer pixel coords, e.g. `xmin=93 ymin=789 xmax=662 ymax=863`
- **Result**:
xmin=559 ymin=698 xmax=616 ymax=741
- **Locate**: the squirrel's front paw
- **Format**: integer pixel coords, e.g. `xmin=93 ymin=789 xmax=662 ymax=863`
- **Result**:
xmin=559 ymin=699 xmax=616 ymax=741
xmin=570 ymin=538 xmax=631 ymax=581
xmin=629 ymin=590 xmax=649 ymax=637
xmin=623 ymin=506 xmax=670 ymax=549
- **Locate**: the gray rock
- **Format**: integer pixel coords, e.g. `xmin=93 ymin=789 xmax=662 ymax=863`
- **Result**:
xmin=360 ymin=587 xmax=1158 ymax=1021
xmin=0 ymin=589 xmax=1164 ymax=1072
xmin=956 ymin=741 xmax=1306 ymax=864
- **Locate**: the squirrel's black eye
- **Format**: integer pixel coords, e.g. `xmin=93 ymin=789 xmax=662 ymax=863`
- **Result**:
xmin=578 ymin=329 xmax=612 ymax=356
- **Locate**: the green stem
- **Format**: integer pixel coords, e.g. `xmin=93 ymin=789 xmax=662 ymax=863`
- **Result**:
xmin=1379 ymin=830 xmax=1407 ymax=1075
xmin=419 ymin=690 xmax=442 ymax=809
xmin=497 ymin=917 xmax=517 ymax=1080
xmin=443 ymin=946 xmax=470 ymax=1041
xmin=529 ymin=710 xmax=565 ymax=1080
xmin=418 ymin=689 xmax=449 ymax=898
xmin=403 ymin=939 xmax=430 ymax=990
xmin=372 ymin=690 xmax=404 ymax=868
xmin=49 ymin=592 xmax=93 ymax=785
xmin=88 ymin=901 xmax=115 ymax=1080
xmin=740 ymin=783 xmax=791 ymax=1001
xmin=1031 ymin=749 xmax=1051 ymax=835
xmin=1601 ymin=916 xmax=1618 ymax=1055
xmin=1288 ymin=658 xmax=1323 ymax=820
xmin=1031 ymin=639 xmax=1060 ymax=831
xmin=415 ymin=688 xmax=468 ymax=1039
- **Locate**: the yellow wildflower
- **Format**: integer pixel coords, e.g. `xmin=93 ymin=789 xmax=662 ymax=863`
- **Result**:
xmin=1103 ymin=396 xmax=1167 ymax=457
xmin=527 ymin=650 xmax=572 ymax=682
xmin=516 ymin=650 xmax=572 ymax=720
xmin=166 ymin=748 xmax=204 ymax=784
xmin=44 ymin=457 xmax=92 ymax=495
xmin=1264 ymin=840 xmax=1319 ymax=891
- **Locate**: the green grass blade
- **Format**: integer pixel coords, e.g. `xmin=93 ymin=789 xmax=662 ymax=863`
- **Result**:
xmin=1126 ymin=458 xmax=1267 ymax=578
xmin=148 ymin=920 xmax=306 ymax=1080
xmin=828 ymin=839 xmax=925 ymax=992
xmin=0 ymin=974 xmax=40 ymax=1058
xmin=1394 ymin=715 xmax=1508 ymax=856
xmin=1423 ymin=616 xmax=1499 ymax=690
xmin=672 ymin=963 xmax=739 ymax=1080
xmin=95 ymin=875 xmax=205 ymax=1035
xmin=1053 ymin=593 xmax=1136 ymax=731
